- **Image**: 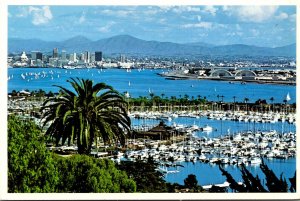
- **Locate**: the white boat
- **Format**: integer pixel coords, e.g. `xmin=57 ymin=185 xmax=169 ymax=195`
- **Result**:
xmin=285 ymin=92 xmax=291 ymax=102
xmin=221 ymin=157 xmax=229 ymax=164
xmin=202 ymin=125 xmax=213 ymax=132
xmin=63 ymin=65 xmax=75 ymax=69
xmin=199 ymin=154 xmax=206 ymax=160
xmin=249 ymin=157 xmax=262 ymax=164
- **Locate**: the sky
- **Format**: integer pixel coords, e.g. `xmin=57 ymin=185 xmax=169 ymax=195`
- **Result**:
xmin=8 ymin=5 xmax=296 ymax=47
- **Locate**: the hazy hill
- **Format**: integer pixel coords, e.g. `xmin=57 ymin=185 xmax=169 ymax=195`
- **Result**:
xmin=8 ymin=35 xmax=296 ymax=57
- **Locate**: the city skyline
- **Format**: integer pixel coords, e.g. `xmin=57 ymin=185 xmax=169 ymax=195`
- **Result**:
xmin=8 ymin=5 xmax=296 ymax=48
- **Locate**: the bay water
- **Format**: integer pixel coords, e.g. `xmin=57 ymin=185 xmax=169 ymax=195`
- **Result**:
xmin=8 ymin=67 xmax=296 ymax=188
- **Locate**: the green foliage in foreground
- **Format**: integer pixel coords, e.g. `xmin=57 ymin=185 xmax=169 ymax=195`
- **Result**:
xmin=117 ymin=158 xmax=168 ymax=192
xmin=219 ymin=160 xmax=296 ymax=192
xmin=8 ymin=115 xmax=59 ymax=192
xmin=184 ymin=174 xmax=203 ymax=192
xmin=54 ymin=155 xmax=136 ymax=193
xmin=8 ymin=115 xmax=136 ymax=193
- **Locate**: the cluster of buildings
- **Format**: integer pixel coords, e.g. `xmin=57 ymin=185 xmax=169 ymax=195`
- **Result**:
xmin=8 ymin=48 xmax=103 ymax=68
xmin=7 ymin=49 xmax=296 ymax=72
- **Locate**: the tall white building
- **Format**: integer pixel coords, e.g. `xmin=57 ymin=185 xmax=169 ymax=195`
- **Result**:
xmin=69 ymin=53 xmax=77 ymax=62
xmin=90 ymin=53 xmax=95 ymax=63
xmin=80 ymin=53 xmax=85 ymax=61
xmin=20 ymin=52 xmax=28 ymax=62
xmin=84 ymin=51 xmax=90 ymax=63
xmin=31 ymin=51 xmax=38 ymax=60
xmin=61 ymin=50 xmax=67 ymax=60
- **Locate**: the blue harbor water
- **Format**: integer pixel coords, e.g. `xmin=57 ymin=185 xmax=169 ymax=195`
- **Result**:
xmin=8 ymin=68 xmax=296 ymax=103
xmin=8 ymin=68 xmax=296 ymax=188
xmin=164 ymin=158 xmax=296 ymax=187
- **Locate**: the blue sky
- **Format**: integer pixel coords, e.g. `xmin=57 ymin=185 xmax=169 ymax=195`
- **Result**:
xmin=8 ymin=5 xmax=296 ymax=47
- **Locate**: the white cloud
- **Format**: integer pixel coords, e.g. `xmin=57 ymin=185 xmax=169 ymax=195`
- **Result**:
xmin=157 ymin=6 xmax=200 ymax=14
xmin=226 ymin=6 xmax=278 ymax=23
xmin=29 ymin=6 xmax=53 ymax=25
xmin=158 ymin=6 xmax=173 ymax=12
xmin=182 ymin=22 xmax=213 ymax=29
xmin=222 ymin=6 xmax=228 ymax=11
xmin=172 ymin=6 xmax=201 ymax=14
xmin=79 ymin=12 xmax=86 ymax=24
xmin=97 ymin=22 xmax=116 ymax=33
xmin=100 ymin=9 xmax=134 ymax=17
xmin=275 ymin=12 xmax=289 ymax=20
xmin=16 ymin=7 xmax=29 ymax=18
xmin=203 ymin=6 xmax=218 ymax=16
xmin=115 ymin=10 xmax=134 ymax=17
xmin=8 ymin=12 xmax=12 ymax=18
xmin=182 ymin=21 xmax=227 ymax=30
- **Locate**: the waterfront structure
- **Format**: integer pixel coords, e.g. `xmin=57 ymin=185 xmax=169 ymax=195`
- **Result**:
xmin=53 ymin=48 xmax=58 ymax=58
xmin=95 ymin=51 xmax=102 ymax=61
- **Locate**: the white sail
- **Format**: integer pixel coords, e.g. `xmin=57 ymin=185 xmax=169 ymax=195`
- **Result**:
xmin=286 ymin=93 xmax=291 ymax=102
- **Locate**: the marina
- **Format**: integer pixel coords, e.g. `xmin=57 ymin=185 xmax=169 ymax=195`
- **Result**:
xmin=7 ymin=67 xmax=296 ymax=189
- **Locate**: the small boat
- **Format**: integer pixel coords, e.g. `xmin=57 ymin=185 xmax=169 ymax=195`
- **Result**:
xmin=285 ymin=92 xmax=291 ymax=102
xmin=249 ymin=157 xmax=262 ymax=164
xmin=202 ymin=124 xmax=213 ymax=132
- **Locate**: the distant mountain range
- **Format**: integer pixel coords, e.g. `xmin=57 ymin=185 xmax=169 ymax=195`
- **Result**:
xmin=8 ymin=35 xmax=296 ymax=57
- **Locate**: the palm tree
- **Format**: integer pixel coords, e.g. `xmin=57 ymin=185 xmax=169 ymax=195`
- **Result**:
xmin=41 ymin=78 xmax=131 ymax=155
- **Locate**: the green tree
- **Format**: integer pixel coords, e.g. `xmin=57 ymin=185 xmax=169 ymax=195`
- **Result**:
xmin=54 ymin=154 xmax=136 ymax=193
xmin=41 ymin=78 xmax=131 ymax=154
xmin=8 ymin=115 xmax=59 ymax=192
xmin=117 ymin=158 xmax=168 ymax=192
xmin=184 ymin=174 xmax=202 ymax=192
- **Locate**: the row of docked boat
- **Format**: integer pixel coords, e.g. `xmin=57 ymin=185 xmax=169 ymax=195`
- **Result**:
xmin=129 ymin=110 xmax=296 ymax=124
xmin=110 ymin=129 xmax=295 ymax=169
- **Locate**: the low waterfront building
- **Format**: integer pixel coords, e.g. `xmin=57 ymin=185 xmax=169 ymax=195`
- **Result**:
xmin=131 ymin=121 xmax=179 ymax=140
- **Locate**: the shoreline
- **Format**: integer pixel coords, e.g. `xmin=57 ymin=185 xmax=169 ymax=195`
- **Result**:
xmin=159 ymin=73 xmax=296 ymax=86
